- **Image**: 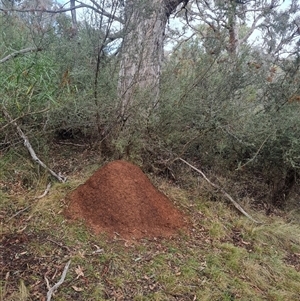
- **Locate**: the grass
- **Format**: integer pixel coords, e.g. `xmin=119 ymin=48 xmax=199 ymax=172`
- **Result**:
xmin=1 ymin=154 xmax=300 ymax=301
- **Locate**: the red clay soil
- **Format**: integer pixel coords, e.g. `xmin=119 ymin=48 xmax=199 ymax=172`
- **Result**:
xmin=64 ymin=160 xmax=188 ymax=239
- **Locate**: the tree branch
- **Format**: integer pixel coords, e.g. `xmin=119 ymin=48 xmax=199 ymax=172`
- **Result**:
xmin=0 ymin=47 xmax=42 ymax=64
xmin=76 ymin=0 xmax=124 ymax=23
xmin=0 ymin=5 xmax=83 ymax=14
xmin=0 ymin=3 xmax=124 ymax=23
xmin=239 ymin=13 xmax=263 ymax=45
xmin=237 ymin=134 xmax=272 ymax=170
xmin=165 ymin=0 xmax=190 ymax=17
xmin=0 ymin=107 xmax=50 ymax=132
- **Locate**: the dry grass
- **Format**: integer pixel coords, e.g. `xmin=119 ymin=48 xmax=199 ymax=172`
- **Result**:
xmin=1 ymin=153 xmax=300 ymax=301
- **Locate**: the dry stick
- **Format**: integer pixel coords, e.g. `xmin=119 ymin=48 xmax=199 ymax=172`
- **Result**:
xmin=36 ymin=183 xmax=52 ymax=199
xmin=2 ymin=106 xmax=66 ymax=183
xmin=179 ymin=158 xmax=261 ymax=224
xmin=6 ymin=206 xmax=31 ymax=222
xmin=45 ymin=260 xmax=71 ymax=301
xmin=237 ymin=133 xmax=272 ymax=170
xmin=0 ymin=106 xmax=50 ymax=131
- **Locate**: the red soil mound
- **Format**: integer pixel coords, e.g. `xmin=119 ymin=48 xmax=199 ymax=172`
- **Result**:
xmin=64 ymin=160 xmax=187 ymax=239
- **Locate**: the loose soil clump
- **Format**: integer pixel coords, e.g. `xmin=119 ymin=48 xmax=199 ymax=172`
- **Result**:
xmin=64 ymin=160 xmax=187 ymax=239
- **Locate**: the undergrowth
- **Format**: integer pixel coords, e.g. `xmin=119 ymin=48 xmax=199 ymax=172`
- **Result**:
xmin=1 ymin=153 xmax=300 ymax=301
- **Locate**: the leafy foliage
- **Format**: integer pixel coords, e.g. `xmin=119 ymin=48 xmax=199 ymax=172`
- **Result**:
xmin=1 ymin=0 xmax=300 ymax=207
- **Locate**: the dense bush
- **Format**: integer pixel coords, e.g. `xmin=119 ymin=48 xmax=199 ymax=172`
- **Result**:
xmin=1 ymin=6 xmax=300 ymax=208
xmin=144 ymin=44 xmax=300 ymax=206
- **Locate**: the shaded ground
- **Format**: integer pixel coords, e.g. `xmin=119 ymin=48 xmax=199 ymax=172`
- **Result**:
xmin=64 ymin=160 xmax=188 ymax=239
xmin=1 ymin=232 xmax=71 ymax=300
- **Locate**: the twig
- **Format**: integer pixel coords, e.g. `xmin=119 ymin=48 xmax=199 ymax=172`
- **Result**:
xmin=237 ymin=133 xmax=272 ymax=170
xmin=6 ymin=183 xmax=52 ymax=222
xmin=47 ymin=238 xmax=71 ymax=252
xmin=45 ymin=260 xmax=71 ymax=301
xmin=0 ymin=106 xmax=50 ymax=131
xmin=1 ymin=105 xmax=66 ymax=183
xmin=179 ymin=157 xmax=261 ymax=224
xmin=57 ymin=141 xmax=86 ymax=147
xmin=36 ymin=183 xmax=51 ymax=199
xmin=6 ymin=206 xmax=31 ymax=222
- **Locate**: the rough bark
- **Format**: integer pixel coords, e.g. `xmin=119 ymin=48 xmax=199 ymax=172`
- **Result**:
xmin=117 ymin=0 xmax=187 ymax=118
xmin=227 ymin=1 xmax=238 ymax=56
xmin=70 ymin=0 xmax=78 ymax=37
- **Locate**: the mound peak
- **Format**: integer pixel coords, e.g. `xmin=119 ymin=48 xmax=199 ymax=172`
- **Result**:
xmin=64 ymin=160 xmax=187 ymax=239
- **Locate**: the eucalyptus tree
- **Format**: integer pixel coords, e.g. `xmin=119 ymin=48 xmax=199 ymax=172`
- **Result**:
xmin=117 ymin=0 xmax=190 ymax=118
xmin=1 ymin=0 xmax=189 ymax=120
xmin=259 ymin=0 xmax=300 ymax=57
xmin=188 ymin=0 xmax=299 ymax=58
xmin=2 ymin=0 xmax=299 ymax=103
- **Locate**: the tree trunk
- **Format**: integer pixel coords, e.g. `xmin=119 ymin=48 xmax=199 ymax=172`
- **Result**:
xmin=70 ymin=0 xmax=78 ymax=37
xmin=227 ymin=0 xmax=239 ymax=56
xmin=117 ymin=0 xmax=186 ymax=118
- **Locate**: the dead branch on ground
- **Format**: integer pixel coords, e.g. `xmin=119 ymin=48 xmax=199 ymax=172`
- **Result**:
xmin=179 ymin=157 xmax=261 ymax=224
xmin=1 ymin=105 xmax=66 ymax=182
xmin=36 ymin=183 xmax=52 ymax=199
xmin=45 ymin=260 xmax=71 ymax=301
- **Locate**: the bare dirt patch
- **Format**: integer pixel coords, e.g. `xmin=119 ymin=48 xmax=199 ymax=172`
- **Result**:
xmin=284 ymin=252 xmax=300 ymax=272
xmin=64 ymin=160 xmax=188 ymax=239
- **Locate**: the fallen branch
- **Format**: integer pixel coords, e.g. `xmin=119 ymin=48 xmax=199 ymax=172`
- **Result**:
xmin=179 ymin=157 xmax=261 ymax=224
xmin=1 ymin=105 xmax=66 ymax=182
xmin=36 ymin=183 xmax=51 ymax=199
xmin=6 ymin=206 xmax=31 ymax=222
xmin=45 ymin=260 xmax=71 ymax=301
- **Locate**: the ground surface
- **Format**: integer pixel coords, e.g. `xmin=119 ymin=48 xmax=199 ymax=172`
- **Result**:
xmin=1 ymin=147 xmax=300 ymax=301
xmin=64 ymin=160 xmax=188 ymax=239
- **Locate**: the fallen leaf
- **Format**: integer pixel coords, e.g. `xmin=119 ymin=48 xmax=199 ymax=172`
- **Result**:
xmin=72 ymin=286 xmax=84 ymax=292
xmin=241 ymin=240 xmax=251 ymax=245
xmin=75 ymin=265 xmax=84 ymax=279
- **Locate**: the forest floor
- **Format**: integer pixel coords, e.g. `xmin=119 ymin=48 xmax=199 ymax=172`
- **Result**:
xmin=1 ymin=143 xmax=300 ymax=301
